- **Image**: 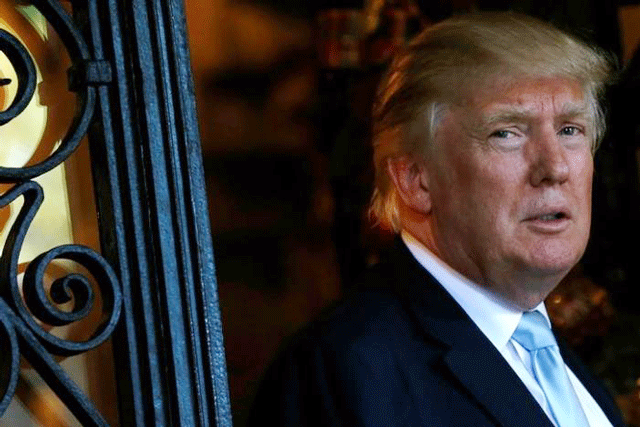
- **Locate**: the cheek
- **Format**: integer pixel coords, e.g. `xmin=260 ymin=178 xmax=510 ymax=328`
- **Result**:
xmin=573 ymin=153 xmax=594 ymax=203
xmin=435 ymin=140 xmax=527 ymax=224
xmin=471 ymin=156 xmax=525 ymax=212
xmin=441 ymin=162 xmax=519 ymax=245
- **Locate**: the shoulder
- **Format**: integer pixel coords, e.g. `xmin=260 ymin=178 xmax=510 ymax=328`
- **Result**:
xmin=275 ymin=257 xmax=439 ymax=387
xmin=297 ymin=261 xmax=419 ymax=355
xmin=276 ymin=246 xmax=442 ymax=369
xmin=248 ymin=286 xmax=425 ymax=426
xmin=248 ymin=254 xmax=453 ymax=426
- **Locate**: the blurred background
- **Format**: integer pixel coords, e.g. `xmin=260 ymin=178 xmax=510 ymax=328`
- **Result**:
xmin=183 ymin=0 xmax=640 ymax=426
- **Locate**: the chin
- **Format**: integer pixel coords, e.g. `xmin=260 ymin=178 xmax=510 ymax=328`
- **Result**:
xmin=520 ymin=293 xmax=551 ymax=311
xmin=506 ymin=272 xmax=565 ymax=310
xmin=523 ymin=260 xmax=576 ymax=286
xmin=523 ymin=238 xmax=586 ymax=277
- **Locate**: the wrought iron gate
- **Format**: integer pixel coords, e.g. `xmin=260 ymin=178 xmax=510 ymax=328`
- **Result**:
xmin=0 ymin=0 xmax=232 ymax=425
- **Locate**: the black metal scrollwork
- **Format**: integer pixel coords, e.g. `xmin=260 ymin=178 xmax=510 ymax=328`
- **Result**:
xmin=0 ymin=0 xmax=121 ymax=425
xmin=0 ymin=299 xmax=20 ymax=417
xmin=0 ymin=0 xmax=96 ymax=183
xmin=0 ymin=182 xmax=122 ymax=358
xmin=0 ymin=29 xmax=36 ymax=126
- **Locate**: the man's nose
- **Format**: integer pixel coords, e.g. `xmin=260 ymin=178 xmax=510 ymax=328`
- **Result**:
xmin=529 ymin=132 xmax=570 ymax=187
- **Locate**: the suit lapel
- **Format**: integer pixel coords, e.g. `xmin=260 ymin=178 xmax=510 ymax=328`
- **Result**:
xmin=444 ymin=344 xmax=554 ymax=427
xmin=388 ymin=239 xmax=554 ymax=427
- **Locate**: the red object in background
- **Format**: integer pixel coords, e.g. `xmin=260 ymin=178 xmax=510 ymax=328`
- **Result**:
xmin=316 ymin=1 xmax=426 ymax=69
xmin=367 ymin=7 xmax=408 ymax=65
xmin=317 ymin=9 xmax=364 ymax=68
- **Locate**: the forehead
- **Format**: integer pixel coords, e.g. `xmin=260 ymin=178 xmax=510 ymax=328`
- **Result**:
xmin=465 ymin=76 xmax=588 ymax=120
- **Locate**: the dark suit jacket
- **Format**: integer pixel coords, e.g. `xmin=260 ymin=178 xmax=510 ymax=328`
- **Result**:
xmin=248 ymin=239 xmax=626 ymax=427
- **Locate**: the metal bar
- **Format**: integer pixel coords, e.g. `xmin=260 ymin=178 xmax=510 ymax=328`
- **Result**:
xmin=7 ymin=301 xmax=108 ymax=426
xmin=0 ymin=0 xmax=231 ymax=423
xmin=160 ymin=0 xmax=233 ymax=424
xmin=80 ymin=0 xmax=233 ymax=425
xmin=82 ymin=0 xmax=167 ymax=424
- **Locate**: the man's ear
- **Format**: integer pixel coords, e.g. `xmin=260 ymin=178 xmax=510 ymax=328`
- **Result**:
xmin=386 ymin=157 xmax=432 ymax=215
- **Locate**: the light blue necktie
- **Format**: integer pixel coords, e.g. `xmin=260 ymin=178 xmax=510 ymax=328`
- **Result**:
xmin=512 ymin=310 xmax=589 ymax=427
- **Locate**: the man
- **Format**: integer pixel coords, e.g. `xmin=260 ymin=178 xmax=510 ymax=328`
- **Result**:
xmin=249 ymin=12 xmax=625 ymax=427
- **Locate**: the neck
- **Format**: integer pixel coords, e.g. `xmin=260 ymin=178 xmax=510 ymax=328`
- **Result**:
xmin=400 ymin=221 xmax=563 ymax=312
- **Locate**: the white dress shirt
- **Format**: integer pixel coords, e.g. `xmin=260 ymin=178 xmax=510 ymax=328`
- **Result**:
xmin=401 ymin=231 xmax=613 ymax=427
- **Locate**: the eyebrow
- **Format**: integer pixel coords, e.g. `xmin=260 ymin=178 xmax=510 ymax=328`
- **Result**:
xmin=479 ymin=102 xmax=592 ymax=127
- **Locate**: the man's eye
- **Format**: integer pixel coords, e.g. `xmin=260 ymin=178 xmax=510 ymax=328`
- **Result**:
xmin=489 ymin=130 xmax=514 ymax=138
xmin=559 ymin=126 xmax=582 ymax=136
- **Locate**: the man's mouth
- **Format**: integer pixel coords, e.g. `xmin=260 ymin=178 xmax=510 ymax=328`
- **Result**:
xmin=524 ymin=210 xmax=571 ymax=232
xmin=535 ymin=212 xmax=567 ymax=221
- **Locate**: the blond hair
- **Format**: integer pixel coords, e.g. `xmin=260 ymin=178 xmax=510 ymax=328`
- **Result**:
xmin=370 ymin=12 xmax=614 ymax=232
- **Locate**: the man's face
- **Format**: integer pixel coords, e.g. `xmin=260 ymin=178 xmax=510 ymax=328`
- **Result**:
xmin=425 ymin=77 xmax=594 ymax=308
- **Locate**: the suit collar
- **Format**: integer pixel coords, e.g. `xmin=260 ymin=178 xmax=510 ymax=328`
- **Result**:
xmin=402 ymin=230 xmax=538 ymax=351
xmin=386 ymin=237 xmax=626 ymax=427
xmin=386 ymin=238 xmax=555 ymax=427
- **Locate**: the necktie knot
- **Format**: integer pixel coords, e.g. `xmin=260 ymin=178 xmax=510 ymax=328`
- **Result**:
xmin=512 ymin=310 xmax=557 ymax=351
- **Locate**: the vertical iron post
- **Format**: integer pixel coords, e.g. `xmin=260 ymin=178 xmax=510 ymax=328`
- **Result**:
xmin=80 ymin=0 xmax=232 ymax=425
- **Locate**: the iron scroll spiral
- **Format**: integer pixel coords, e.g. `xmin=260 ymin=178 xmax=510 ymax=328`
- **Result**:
xmin=0 ymin=181 xmax=122 ymax=357
xmin=0 ymin=29 xmax=36 ymax=126
xmin=0 ymin=0 xmax=122 ymax=420
xmin=0 ymin=0 xmax=97 ymax=182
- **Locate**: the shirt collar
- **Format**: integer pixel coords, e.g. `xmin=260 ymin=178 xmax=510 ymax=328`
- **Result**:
xmin=401 ymin=230 xmax=550 ymax=352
